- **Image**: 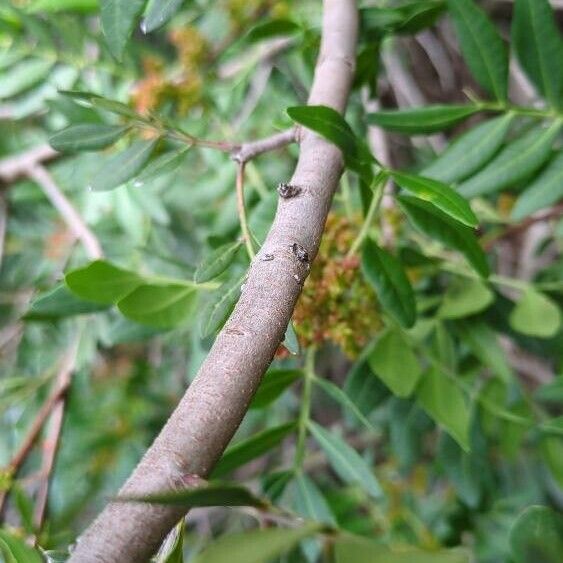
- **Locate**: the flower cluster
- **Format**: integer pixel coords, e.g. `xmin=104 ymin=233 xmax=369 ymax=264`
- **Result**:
xmin=293 ymin=213 xmax=382 ymax=357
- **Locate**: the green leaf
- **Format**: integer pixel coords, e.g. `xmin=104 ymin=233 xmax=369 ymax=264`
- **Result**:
xmin=509 ymin=506 xmax=563 ymax=563
xmin=65 ymin=260 xmax=142 ymax=304
xmin=512 ymin=152 xmax=563 ymax=220
xmin=49 ymin=123 xmax=130 ymax=152
xmin=250 ymin=369 xmax=302 ymax=409
xmin=117 ymin=284 xmax=197 ymax=329
xmin=459 ymin=122 xmax=562 ymax=198
xmin=368 ymin=105 xmax=479 ymax=134
xmin=541 ymin=435 xmax=563 ymax=487
xmin=509 ymin=289 xmax=561 ymax=338
xmin=134 ymin=146 xmax=189 ymax=186
xmin=456 ymin=320 xmax=512 ymax=382
xmin=334 ymin=536 xmax=470 ymax=563
xmin=283 ymin=321 xmax=300 ymax=355
xmin=291 ymin=474 xmax=335 ymax=525
xmin=0 ymin=58 xmax=53 ymax=99
xmin=28 ymin=0 xmax=99 ymax=13
xmin=416 ymin=368 xmax=471 ymax=451
xmin=246 ymin=19 xmax=300 ymax=43
xmin=308 ymin=421 xmax=383 ymax=498
xmin=0 ymin=530 xmax=43 ymax=563
xmin=194 ymin=242 xmax=242 ymax=283
xmin=200 ymin=275 xmax=244 ymax=337
xmin=89 ymin=139 xmax=158 ymax=191
xmin=398 ymin=196 xmax=489 ymax=277
xmin=118 ymin=482 xmax=266 ymax=508
xmin=362 ymin=240 xmax=416 ymax=328
xmin=212 ymin=423 xmax=296 ymax=478
xmin=437 ymin=278 xmax=494 ymax=319
xmin=287 ymin=105 xmax=374 ymax=180
xmin=422 ymin=113 xmax=513 ymax=184
xmin=192 ymin=523 xmax=321 ymax=563
xmin=25 ymin=284 xmax=110 ymax=320
xmin=157 ymin=522 xmax=184 ymax=563
xmin=142 ymin=0 xmax=184 ymax=33
xmin=391 ymin=171 xmax=477 ymax=227
xmin=368 ymin=328 xmax=422 ymax=398
xmin=313 ymin=376 xmax=376 ymax=432
xmin=101 ymin=0 xmax=145 ymax=60
xmin=447 ymin=0 xmax=508 ymax=101
xmin=512 ymin=0 xmax=563 ymax=109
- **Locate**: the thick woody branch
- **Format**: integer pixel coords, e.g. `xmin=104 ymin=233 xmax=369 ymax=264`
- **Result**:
xmin=69 ymin=1 xmax=358 ymax=561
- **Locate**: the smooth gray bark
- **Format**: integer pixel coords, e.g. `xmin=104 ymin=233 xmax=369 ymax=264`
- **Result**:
xmin=69 ymin=1 xmax=358 ymax=560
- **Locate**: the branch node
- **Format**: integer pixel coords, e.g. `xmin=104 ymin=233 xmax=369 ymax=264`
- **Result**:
xmin=277 ymin=182 xmax=302 ymax=199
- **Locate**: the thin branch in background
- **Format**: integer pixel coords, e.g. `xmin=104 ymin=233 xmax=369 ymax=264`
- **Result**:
xmin=382 ymin=40 xmax=446 ymax=154
xmin=233 ymin=62 xmax=274 ymax=130
xmin=27 ymin=165 xmax=103 ymax=260
xmin=0 ymin=338 xmax=79 ymax=520
xmin=235 ymin=162 xmax=255 ymax=260
xmin=415 ymin=30 xmax=456 ymax=93
xmin=0 ymin=144 xmax=58 ymax=184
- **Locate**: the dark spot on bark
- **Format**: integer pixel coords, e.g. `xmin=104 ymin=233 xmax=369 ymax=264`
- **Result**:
xmin=277 ymin=182 xmax=301 ymax=198
xmin=261 ymin=253 xmax=274 ymax=261
xmin=291 ymin=243 xmax=309 ymax=263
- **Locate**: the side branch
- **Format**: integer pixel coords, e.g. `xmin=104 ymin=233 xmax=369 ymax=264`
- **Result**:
xmin=69 ymin=1 xmax=358 ymax=561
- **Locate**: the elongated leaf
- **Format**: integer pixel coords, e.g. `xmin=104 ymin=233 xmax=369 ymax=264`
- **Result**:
xmin=118 ymin=482 xmax=266 ymax=508
xmin=368 ymin=328 xmax=421 ymax=398
xmin=200 ymin=275 xmax=244 ymax=337
xmin=447 ymin=0 xmax=508 ymax=101
xmin=422 ymin=113 xmax=513 ymax=184
xmin=195 ymin=242 xmax=242 ymax=283
xmin=157 ymin=523 xmax=184 ymax=563
xmin=292 ymin=474 xmax=335 ymax=525
xmin=192 ymin=523 xmax=321 ymax=563
xmin=313 ymin=376 xmax=376 ymax=432
xmin=398 ymin=196 xmax=489 ymax=277
xmin=134 ymin=146 xmax=189 ymax=186
xmin=416 ymin=368 xmax=471 ymax=451
xmin=117 ymin=283 xmax=197 ymax=329
xmin=212 ymin=422 xmax=296 ymax=478
xmin=335 ymin=536 xmax=470 ymax=563
xmin=512 ymin=0 xmax=563 ymax=109
xmin=49 ymin=123 xmax=129 ymax=152
xmin=0 ymin=58 xmax=53 ymax=99
xmin=0 ymin=530 xmax=43 ymax=563
xmin=308 ymin=421 xmax=382 ymax=498
xmin=362 ymin=240 xmax=416 ymax=328
xmin=89 ymin=139 xmax=158 ymax=191
xmin=459 ymin=123 xmax=562 ymax=198
xmin=509 ymin=506 xmax=563 ymax=563
xmin=287 ymin=105 xmax=374 ymax=180
xmin=391 ymin=171 xmax=477 ymax=227
xmin=246 ymin=19 xmax=300 ymax=43
xmin=65 ymin=260 xmax=142 ymax=304
xmin=437 ymin=278 xmax=494 ymax=319
xmin=283 ymin=321 xmax=300 ymax=355
xmin=509 ymin=289 xmax=561 ymax=338
xmin=250 ymin=369 xmax=302 ymax=409
xmin=455 ymin=320 xmax=512 ymax=382
xmin=25 ymin=284 xmax=109 ymax=320
xmin=142 ymin=0 xmax=184 ymax=33
xmin=29 ymin=0 xmax=99 ymax=13
xmin=368 ymin=105 xmax=479 ymax=134
xmin=512 ymin=152 xmax=563 ymax=219
xmin=101 ymin=0 xmax=145 ymax=60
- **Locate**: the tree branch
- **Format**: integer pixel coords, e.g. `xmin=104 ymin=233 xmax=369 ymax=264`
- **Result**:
xmin=0 ymin=144 xmax=58 ymax=184
xmin=231 ymin=128 xmax=297 ymax=164
xmin=68 ymin=1 xmax=359 ymax=561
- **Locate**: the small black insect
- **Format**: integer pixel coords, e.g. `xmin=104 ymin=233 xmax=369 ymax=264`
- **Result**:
xmin=277 ymin=182 xmax=301 ymax=198
xmin=291 ymin=243 xmax=309 ymax=263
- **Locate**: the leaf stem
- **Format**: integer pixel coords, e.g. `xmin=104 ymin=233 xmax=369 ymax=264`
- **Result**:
xmin=235 ymin=162 xmax=255 ymax=260
xmin=294 ymin=347 xmax=315 ymax=470
xmin=346 ymin=171 xmax=387 ymax=257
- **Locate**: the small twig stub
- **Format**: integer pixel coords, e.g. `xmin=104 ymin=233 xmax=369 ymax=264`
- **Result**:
xmin=277 ymin=182 xmax=301 ymax=198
